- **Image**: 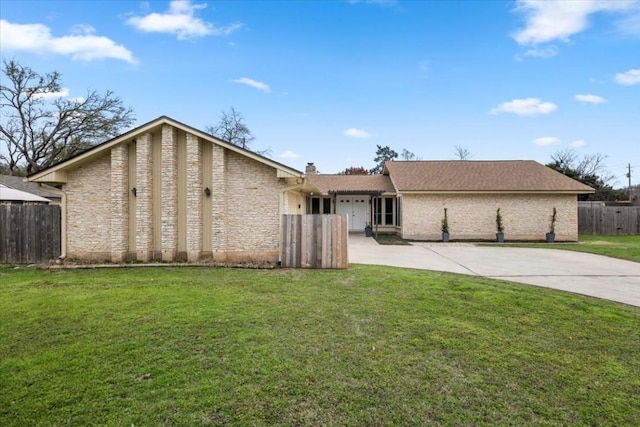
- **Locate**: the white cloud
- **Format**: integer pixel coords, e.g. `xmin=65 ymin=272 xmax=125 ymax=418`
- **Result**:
xmin=516 ymin=45 xmax=559 ymax=61
xmin=0 ymin=19 xmax=135 ymax=63
xmin=616 ymin=7 xmax=640 ymax=34
xmin=570 ymin=139 xmax=586 ymax=148
xmin=127 ymin=0 xmax=242 ymax=40
xmin=233 ymin=77 xmax=271 ymax=93
xmin=615 ymin=69 xmax=640 ymax=85
xmin=533 ymin=136 xmax=562 ymax=146
xmin=575 ymin=94 xmax=607 ymax=104
xmin=280 ymin=150 xmax=300 ymax=159
xmin=31 ymin=87 xmax=70 ymax=99
xmin=490 ymin=98 xmax=557 ymax=116
xmin=512 ymin=0 xmax=635 ymax=45
xmin=344 ymin=128 xmax=372 ymax=139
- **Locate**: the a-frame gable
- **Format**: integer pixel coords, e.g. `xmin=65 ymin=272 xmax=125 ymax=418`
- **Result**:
xmin=28 ymin=116 xmax=303 ymax=183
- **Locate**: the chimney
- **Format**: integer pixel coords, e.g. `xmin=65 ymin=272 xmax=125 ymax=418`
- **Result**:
xmin=305 ymin=162 xmax=317 ymax=175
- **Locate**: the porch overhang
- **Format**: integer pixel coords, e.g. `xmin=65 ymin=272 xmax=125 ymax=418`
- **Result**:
xmin=328 ymin=190 xmax=385 ymax=196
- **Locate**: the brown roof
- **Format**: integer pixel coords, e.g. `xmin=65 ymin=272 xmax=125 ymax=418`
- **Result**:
xmin=307 ymin=174 xmax=396 ymax=194
xmin=384 ymin=160 xmax=594 ymax=193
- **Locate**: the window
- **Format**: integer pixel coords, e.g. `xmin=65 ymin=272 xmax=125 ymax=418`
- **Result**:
xmin=385 ymin=198 xmax=393 ymax=225
xmin=310 ymin=197 xmax=332 ymax=214
xmin=311 ymin=198 xmax=320 ymax=214
xmin=323 ymin=198 xmax=331 ymax=214
xmin=372 ymin=196 xmax=398 ymax=226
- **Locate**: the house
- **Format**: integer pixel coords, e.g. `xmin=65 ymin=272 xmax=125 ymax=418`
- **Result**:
xmin=27 ymin=116 xmax=305 ymax=263
xmin=27 ymin=115 xmax=593 ymax=264
xmin=304 ymin=160 xmax=594 ymax=241
xmin=0 ymin=175 xmax=61 ymax=204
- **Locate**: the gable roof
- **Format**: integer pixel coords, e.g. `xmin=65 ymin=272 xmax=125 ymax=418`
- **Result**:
xmin=307 ymin=174 xmax=396 ymax=195
xmin=384 ymin=160 xmax=594 ymax=193
xmin=28 ymin=116 xmax=303 ymax=183
xmin=0 ymin=175 xmax=61 ymax=200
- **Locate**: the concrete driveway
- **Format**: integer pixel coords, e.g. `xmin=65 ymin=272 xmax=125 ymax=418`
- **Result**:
xmin=348 ymin=234 xmax=640 ymax=307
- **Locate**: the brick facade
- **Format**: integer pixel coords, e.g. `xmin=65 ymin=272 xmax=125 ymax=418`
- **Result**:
xmin=58 ymin=123 xmax=294 ymax=262
xmin=110 ymin=145 xmax=129 ymax=262
xmin=161 ymin=124 xmax=178 ymax=261
xmin=401 ymin=193 xmax=578 ymax=241
xmin=64 ymin=156 xmax=112 ymax=260
xmin=135 ymin=133 xmax=154 ymax=261
xmin=185 ymin=133 xmax=202 ymax=261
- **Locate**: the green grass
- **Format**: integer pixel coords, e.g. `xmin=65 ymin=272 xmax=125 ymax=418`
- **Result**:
xmin=1 ymin=266 xmax=639 ymax=426
xmin=372 ymin=233 xmax=412 ymax=245
xmin=492 ymin=234 xmax=640 ymax=263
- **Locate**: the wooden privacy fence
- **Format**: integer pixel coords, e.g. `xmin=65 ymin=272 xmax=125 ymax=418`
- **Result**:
xmin=0 ymin=203 xmax=61 ymax=263
xmin=280 ymin=214 xmax=348 ymax=268
xmin=578 ymin=205 xmax=640 ymax=235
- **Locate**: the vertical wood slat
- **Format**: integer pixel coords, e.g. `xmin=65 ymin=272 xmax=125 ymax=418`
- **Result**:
xmin=0 ymin=204 xmax=61 ymax=263
xmin=578 ymin=205 xmax=640 ymax=235
xmin=280 ymin=214 xmax=348 ymax=269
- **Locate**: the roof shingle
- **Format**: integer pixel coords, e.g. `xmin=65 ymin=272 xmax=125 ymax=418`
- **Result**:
xmin=384 ymin=160 xmax=594 ymax=193
xmin=307 ymin=174 xmax=395 ymax=194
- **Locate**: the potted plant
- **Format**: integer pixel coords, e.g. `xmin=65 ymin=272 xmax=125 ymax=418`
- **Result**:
xmin=495 ymin=208 xmax=505 ymax=243
xmin=546 ymin=207 xmax=557 ymax=243
xmin=441 ymin=208 xmax=450 ymax=242
xmin=364 ymin=223 xmax=372 ymax=237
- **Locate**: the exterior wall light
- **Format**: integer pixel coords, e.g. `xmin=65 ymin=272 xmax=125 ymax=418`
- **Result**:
xmin=204 ymin=187 xmax=211 ymax=196
xmin=131 ymin=187 xmax=137 ymax=197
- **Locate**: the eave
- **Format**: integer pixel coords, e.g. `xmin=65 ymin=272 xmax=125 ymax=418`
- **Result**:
xmin=28 ymin=116 xmax=304 ymax=184
xmin=399 ymin=190 xmax=595 ymax=195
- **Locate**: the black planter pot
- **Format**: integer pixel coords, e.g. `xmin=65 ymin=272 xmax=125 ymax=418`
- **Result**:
xmin=496 ymin=232 xmax=504 ymax=243
xmin=442 ymin=232 xmax=450 ymax=242
xmin=365 ymin=226 xmax=372 ymax=237
xmin=546 ymin=232 xmax=555 ymax=243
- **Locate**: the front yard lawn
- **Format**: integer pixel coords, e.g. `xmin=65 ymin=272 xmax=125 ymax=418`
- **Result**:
xmin=1 ymin=265 xmax=639 ymax=426
xmin=493 ymin=234 xmax=640 ymax=263
xmin=572 ymin=234 xmax=640 ymax=262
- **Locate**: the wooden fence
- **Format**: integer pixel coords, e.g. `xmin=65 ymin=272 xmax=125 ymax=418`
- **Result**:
xmin=280 ymin=214 xmax=348 ymax=268
xmin=0 ymin=203 xmax=61 ymax=263
xmin=578 ymin=205 xmax=640 ymax=235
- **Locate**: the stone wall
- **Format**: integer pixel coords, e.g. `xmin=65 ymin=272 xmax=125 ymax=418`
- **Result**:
xmin=65 ymin=156 xmax=112 ymax=260
xmin=223 ymin=151 xmax=287 ymax=260
xmin=61 ymin=123 xmax=293 ymax=262
xmin=401 ymin=193 xmax=577 ymax=241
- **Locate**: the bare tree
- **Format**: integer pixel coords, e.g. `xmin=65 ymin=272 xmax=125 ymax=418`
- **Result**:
xmin=453 ymin=145 xmax=473 ymax=160
xmin=549 ymin=149 xmax=613 ymax=183
xmin=205 ymin=107 xmax=255 ymax=148
xmin=205 ymin=106 xmax=271 ymax=156
xmin=0 ymin=59 xmax=135 ymax=174
xmin=401 ymin=149 xmax=421 ymax=161
xmin=546 ymin=149 xmax=619 ymax=200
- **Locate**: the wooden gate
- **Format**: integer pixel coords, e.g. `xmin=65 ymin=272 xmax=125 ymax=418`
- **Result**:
xmin=0 ymin=203 xmax=61 ymax=263
xmin=280 ymin=214 xmax=348 ymax=268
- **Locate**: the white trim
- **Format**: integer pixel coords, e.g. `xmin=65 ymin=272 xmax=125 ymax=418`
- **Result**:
xmin=28 ymin=116 xmax=304 ymax=183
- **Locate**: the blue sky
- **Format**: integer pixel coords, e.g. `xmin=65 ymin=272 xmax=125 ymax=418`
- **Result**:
xmin=1 ymin=0 xmax=638 ymax=186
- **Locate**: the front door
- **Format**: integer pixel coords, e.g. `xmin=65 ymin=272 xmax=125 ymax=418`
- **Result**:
xmin=336 ymin=196 xmax=368 ymax=231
